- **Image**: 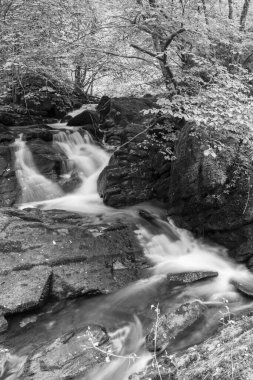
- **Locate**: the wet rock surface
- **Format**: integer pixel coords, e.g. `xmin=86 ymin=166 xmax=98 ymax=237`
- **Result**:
xmin=0 ymin=207 xmax=148 ymax=317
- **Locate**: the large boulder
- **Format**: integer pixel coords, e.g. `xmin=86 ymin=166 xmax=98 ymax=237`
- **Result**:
xmin=98 ymin=119 xmax=178 ymax=207
xmin=0 ymin=208 xmax=148 ymax=317
xmin=168 ymin=121 xmax=253 ymax=267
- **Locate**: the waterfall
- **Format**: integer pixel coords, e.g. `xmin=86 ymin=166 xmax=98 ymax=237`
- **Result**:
xmin=16 ymin=130 xmax=113 ymax=215
xmin=53 ymin=131 xmax=108 ymax=188
xmin=13 ymin=135 xmax=63 ymax=203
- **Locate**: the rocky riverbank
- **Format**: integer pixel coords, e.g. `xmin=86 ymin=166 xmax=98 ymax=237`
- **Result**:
xmin=0 ymin=92 xmax=253 ymax=379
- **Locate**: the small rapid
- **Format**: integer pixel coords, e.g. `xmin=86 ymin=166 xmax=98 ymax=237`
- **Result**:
xmin=10 ymin=116 xmax=253 ymax=379
xmin=16 ymin=130 xmax=113 ymax=215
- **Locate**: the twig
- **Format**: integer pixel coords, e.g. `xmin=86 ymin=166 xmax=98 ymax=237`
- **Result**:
xmin=152 ymin=303 xmax=163 ymax=380
xmin=115 ymin=125 xmax=152 ymax=151
xmin=242 ymin=175 xmax=250 ymax=214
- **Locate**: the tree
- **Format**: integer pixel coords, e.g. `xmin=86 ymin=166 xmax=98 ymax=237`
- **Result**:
xmin=240 ymin=0 xmax=252 ymax=30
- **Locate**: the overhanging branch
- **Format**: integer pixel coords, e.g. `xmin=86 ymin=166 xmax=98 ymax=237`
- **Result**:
xmin=130 ymin=44 xmax=164 ymax=61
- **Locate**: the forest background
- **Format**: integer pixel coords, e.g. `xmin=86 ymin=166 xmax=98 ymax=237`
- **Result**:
xmin=1 ymin=0 xmax=253 ymax=132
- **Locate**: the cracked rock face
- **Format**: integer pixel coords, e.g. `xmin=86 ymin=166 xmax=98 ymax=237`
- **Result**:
xmin=0 ymin=208 xmax=148 ymax=318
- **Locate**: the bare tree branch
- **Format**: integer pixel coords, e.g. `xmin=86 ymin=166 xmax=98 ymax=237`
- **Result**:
xmin=90 ymin=48 xmax=154 ymax=64
xmin=130 ymin=43 xmax=164 ymax=61
xmin=163 ymin=28 xmax=186 ymax=51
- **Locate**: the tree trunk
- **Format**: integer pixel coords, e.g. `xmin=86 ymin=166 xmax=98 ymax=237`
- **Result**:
xmin=74 ymin=65 xmax=82 ymax=92
xmin=240 ymin=0 xmax=251 ymax=31
xmin=201 ymin=0 xmax=209 ymax=25
xmin=228 ymin=0 xmax=233 ymax=19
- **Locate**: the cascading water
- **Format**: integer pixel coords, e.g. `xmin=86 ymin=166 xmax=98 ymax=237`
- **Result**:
xmin=17 ymin=130 xmax=114 ymax=215
xmin=11 ymin=118 xmax=253 ymax=379
xmin=13 ymin=135 xmax=63 ymax=203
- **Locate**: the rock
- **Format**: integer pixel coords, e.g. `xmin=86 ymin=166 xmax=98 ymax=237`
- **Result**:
xmin=167 ymin=271 xmax=218 ymax=284
xmin=28 ymin=139 xmax=66 ymax=180
xmin=60 ymin=115 xmax=73 ymax=123
xmin=146 ymin=301 xmax=207 ymax=352
xmin=96 ymin=95 xmax=111 ymax=121
xmin=22 ymin=325 xmax=107 ymax=379
xmin=0 ymin=105 xmax=44 ymax=126
xmin=8 ymin=124 xmax=55 ymax=142
xmin=98 ymin=119 xmax=179 ymax=207
xmin=0 ymin=145 xmax=19 ymax=207
xmin=168 ymin=121 xmax=253 ymax=265
xmin=59 ymin=170 xmax=82 ymax=193
xmin=67 ymin=110 xmax=99 ymax=126
xmin=232 ymin=279 xmax=253 ymax=297
xmin=0 ymin=266 xmax=52 ymax=314
xmin=0 ymin=315 xmax=8 ymax=333
xmin=139 ymin=209 xmax=180 ymax=241
xmin=67 ymin=110 xmax=103 ymax=141
xmin=0 ymin=208 xmax=147 ymax=309
xmin=0 ymin=353 xmax=27 ymax=379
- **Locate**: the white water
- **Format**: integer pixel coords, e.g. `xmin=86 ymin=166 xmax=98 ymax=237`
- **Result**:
xmin=17 ymin=130 xmax=114 ymax=215
xmin=88 ymin=316 xmax=151 ymax=380
xmin=13 ymin=112 xmax=253 ymax=379
xmin=13 ymin=135 xmax=63 ymax=202
xmin=138 ymin=225 xmax=253 ymax=302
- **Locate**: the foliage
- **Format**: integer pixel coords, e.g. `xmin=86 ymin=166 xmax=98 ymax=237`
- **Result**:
xmin=157 ymin=65 xmax=253 ymax=134
xmin=1 ymin=0 xmax=253 ymax=97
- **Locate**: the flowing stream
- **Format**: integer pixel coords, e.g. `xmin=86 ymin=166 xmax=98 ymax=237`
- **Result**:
xmin=8 ymin=120 xmax=253 ymax=378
